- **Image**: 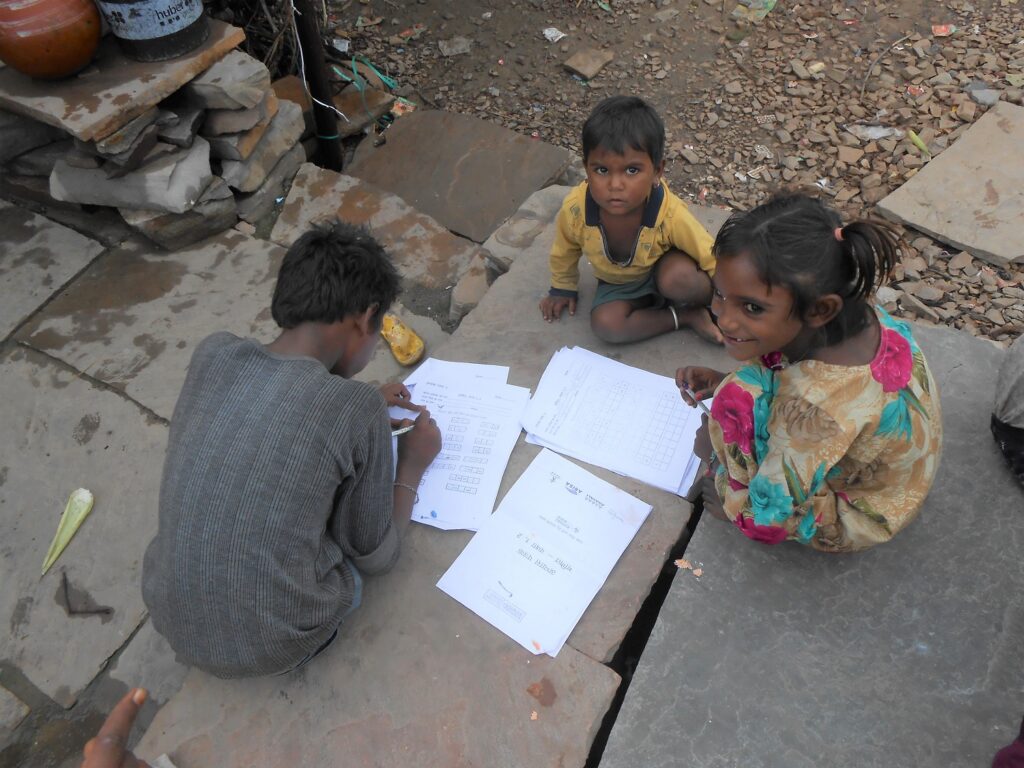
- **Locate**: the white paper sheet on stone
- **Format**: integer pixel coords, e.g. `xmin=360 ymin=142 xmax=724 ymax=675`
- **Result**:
xmin=522 ymin=347 xmax=707 ymax=495
xmin=438 ymin=449 xmax=651 ymax=656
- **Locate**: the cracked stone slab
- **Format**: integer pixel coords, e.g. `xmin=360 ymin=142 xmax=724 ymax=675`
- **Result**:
xmin=877 ymin=102 xmax=1024 ymax=267
xmin=0 ymin=685 xmax=30 ymax=736
xmin=14 ymin=230 xmax=285 ymax=420
xmin=346 ymin=110 xmax=574 ymax=243
xmin=428 ymin=211 xmax=733 ymax=662
xmin=0 ymin=346 xmax=166 ymax=708
xmin=481 ymin=185 xmax=569 ymax=274
xmin=600 ymin=325 xmax=1023 ymax=768
xmin=271 ymin=163 xmax=480 ymax=305
xmin=0 ymin=205 xmax=104 ymax=340
xmin=0 ymin=21 xmax=244 ymax=142
xmin=138 ymin=527 xmax=621 ymax=768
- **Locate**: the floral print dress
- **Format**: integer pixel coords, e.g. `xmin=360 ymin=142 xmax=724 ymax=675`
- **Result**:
xmin=709 ymin=308 xmax=943 ymax=553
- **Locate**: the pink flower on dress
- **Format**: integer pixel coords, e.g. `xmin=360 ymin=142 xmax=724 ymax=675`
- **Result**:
xmin=711 ymin=382 xmax=755 ymax=455
xmin=870 ymin=328 xmax=913 ymax=392
xmin=760 ymin=351 xmax=785 ymax=370
xmin=733 ymin=514 xmax=788 ymax=544
xmin=727 ymin=477 xmax=748 ymax=492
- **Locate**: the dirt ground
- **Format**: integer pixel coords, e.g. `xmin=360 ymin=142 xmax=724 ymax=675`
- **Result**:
xmin=320 ymin=0 xmax=1024 ymax=346
xmin=328 ymin=0 xmax=939 ymax=198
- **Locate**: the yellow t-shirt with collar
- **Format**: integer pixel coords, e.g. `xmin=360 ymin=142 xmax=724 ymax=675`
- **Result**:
xmin=547 ymin=179 xmax=716 ymax=296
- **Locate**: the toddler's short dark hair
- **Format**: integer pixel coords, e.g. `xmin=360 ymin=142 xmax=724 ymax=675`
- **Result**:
xmin=271 ymin=220 xmax=399 ymax=330
xmin=582 ymin=95 xmax=665 ymax=167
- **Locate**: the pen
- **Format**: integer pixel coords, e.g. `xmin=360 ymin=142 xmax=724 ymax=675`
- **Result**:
xmin=391 ymin=424 xmax=415 ymax=437
xmin=683 ymin=386 xmax=712 ymax=417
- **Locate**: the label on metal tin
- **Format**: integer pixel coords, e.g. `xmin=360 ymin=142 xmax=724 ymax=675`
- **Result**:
xmin=96 ymin=0 xmax=201 ymax=39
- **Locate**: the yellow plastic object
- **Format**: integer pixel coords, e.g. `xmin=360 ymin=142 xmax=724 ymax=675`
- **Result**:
xmin=380 ymin=313 xmax=424 ymax=366
xmin=41 ymin=488 xmax=94 ymax=575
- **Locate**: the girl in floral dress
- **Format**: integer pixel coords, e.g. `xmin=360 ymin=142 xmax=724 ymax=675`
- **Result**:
xmin=677 ymin=194 xmax=942 ymax=553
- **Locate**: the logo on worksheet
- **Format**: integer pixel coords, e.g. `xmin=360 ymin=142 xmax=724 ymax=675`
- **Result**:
xmin=564 ymin=481 xmax=582 ymax=496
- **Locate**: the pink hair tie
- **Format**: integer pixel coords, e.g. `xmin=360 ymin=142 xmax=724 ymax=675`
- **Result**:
xmin=834 ymin=226 xmax=844 ymax=242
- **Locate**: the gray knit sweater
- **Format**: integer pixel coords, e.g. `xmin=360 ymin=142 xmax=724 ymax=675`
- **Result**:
xmin=142 ymin=332 xmax=398 ymax=678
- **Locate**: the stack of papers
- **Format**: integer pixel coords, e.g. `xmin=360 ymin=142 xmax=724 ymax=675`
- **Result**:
xmin=522 ymin=347 xmax=706 ymax=495
xmin=438 ymin=449 xmax=652 ymax=656
xmin=390 ymin=358 xmax=529 ymax=532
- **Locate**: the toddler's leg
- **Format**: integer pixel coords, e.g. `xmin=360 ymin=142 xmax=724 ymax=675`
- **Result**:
xmin=655 ymin=250 xmax=722 ymax=344
xmin=590 ymin=298 xmax=674 ymax=344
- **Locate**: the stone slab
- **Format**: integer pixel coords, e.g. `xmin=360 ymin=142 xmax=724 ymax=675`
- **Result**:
xmin=424 ymin=215 xmax=733 ymax=662
xmin=234 ymin=142 xmax=306 ymax=224
xmin=179 ymin=50 xmax=270 ymax=111
xmin=877 ymin=101 xmax=1024 ymax=267
xmin=120 ymin=177 xmax=237 ymax=250
xmin=0 ymin=22 xmax=244 ymax=142
xmin=202 ymin=90 xmax=277 ymax=137
xmin=50 ymin=137 xmax=213 ymax=214
xmin=0 ymin=109 xmax=66 ymax=165
xmin=0 ymin=685 xmax=30 ymax=736
xmin=0 ymin=345 xmax=166 ymax=707
xmin=564 ymin=49 xmax=615 ymax=80
xmin=138 ymin=525 xmax=621 ymax=768
xmin=131 ymin=191 xmax=732 ymax=767
xmin=600 ymin=325 xmax=1023 ymax=768
xmin=346 ymin=110 xmax=574 ymax=243
xmin=105 ymin=619 xmax=189 ymax=710
xmin=220 ymin=100 xmax=304 ymax=193
xmin=14 ymin=230 xmax=284 ymax=420
xmin=270 ymin=164 xmax=480 ymax=308
xmin=6 ymin=139 xmax=74 ymax=177
xmin=0 ymin=205 xmax=105 ymax=340
xmin=481 ymin=184 xmax=569 ymax=274
xmin=0 ymin=177 xmax=134 ymax=247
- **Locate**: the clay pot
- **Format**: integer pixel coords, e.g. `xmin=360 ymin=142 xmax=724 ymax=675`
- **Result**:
xmin=0 ymin=0 xmax=101 ymax=80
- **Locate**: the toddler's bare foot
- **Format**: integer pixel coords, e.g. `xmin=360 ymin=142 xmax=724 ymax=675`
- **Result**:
xmin=675 ymin=306 xmax=724 ymax=345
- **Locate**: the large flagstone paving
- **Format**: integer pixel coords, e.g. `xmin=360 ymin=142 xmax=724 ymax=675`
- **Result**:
xmin=135 ymin=193 xmax=733 ymax=766
xmin=347 ymin=110 xmax=574 ymax=243
xmin=599 ymin=325 xmax=1023 ymax=768
xmin=0 ymin=206 xmax=105 ymax=340
xmin=0 ymin=345 xmax=166 ymax=708
xmin=13 ymin=228 xmax=449 ymax=421
xmin=15 ymin=231 xmax=285 ymax=420
xmin=270 ymin=164 xmax=480 ymax=308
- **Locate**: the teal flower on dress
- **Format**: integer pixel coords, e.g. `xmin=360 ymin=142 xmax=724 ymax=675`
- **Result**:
xmin=795 ymin=510 xmax=818 ymax=544
xmin=753 ymin=394 xmax=772 ymax=462
xmin=749 ymin=474 xmax=795 ymax=526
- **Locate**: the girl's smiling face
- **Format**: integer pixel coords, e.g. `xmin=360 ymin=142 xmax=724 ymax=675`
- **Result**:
xmin=710 ymin=252 xmax=812 ymax=362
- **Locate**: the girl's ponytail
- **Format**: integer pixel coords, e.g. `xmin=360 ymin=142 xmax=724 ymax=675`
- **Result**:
xmin=835 ymin=219 xmax=900 ymax=303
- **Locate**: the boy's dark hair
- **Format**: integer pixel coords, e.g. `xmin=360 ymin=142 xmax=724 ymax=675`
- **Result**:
xmin=582 ymin=95 xmax=665 ymax=168
xmin=713 ymin=193 xmax=900 ymax=345
xmin=271 ymin=220 xmax=400 ymax=330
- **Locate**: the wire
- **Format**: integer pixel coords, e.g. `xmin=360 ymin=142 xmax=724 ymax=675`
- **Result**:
xmin=288 ymin=0 xmax=350 ymax=122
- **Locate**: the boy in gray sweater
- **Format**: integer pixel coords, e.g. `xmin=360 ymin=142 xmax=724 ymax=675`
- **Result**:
xmin=142 ymin=221 xmax=441 ymax=678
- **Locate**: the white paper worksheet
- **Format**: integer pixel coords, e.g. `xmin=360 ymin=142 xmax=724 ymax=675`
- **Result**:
xmin=407 ymin=377 xmax=530 ymax=531
xmin=438 ymin=449 xmax=652 ymax=656
xmin=522 ymin=347 xmax=706 ymax=494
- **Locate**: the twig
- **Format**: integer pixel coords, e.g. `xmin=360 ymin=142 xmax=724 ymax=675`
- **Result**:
xmin=860 ymin=34 xmax=911 ymax=101
xmin=258 ymin=0 xmax=279 ymax=34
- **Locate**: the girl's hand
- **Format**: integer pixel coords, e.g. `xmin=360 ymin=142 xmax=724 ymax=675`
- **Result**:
xmin=675 ymin=366 xmax=726 ymax=406
xmin=379 ymin=382 xmax=424 ymax=428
